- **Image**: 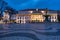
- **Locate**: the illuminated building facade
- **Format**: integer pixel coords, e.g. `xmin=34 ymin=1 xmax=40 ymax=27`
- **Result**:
xmin=47 ymin=10 xmax=58 ymax=22
xmin=30 ymin=13 xmax=45 ymax=22
xmin=16 ymin=14 xmax=30 ymax=23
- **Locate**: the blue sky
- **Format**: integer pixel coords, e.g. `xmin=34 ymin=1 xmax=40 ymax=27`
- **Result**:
xmin=4 ymin=0 xmax=59 ymax=10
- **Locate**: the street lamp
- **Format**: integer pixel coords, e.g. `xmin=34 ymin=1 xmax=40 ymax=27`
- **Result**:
xmin=29 ymin=11 xmax=33 ymax=13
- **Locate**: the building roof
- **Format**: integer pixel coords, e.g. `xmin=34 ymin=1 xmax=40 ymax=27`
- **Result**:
xmin=18 ymin=9 xmax=47 ymax=11
xmin=18 ymin=9 xmax=45 ymax=14
xmin=47 ymin=10 xmax=58 ymax=14
xmin=18 ymin=9 xmax=60 ymax=14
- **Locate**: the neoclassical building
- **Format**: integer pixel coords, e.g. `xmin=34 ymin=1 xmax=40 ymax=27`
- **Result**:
xmin=11 ymin=9 xmax=59 ymax=23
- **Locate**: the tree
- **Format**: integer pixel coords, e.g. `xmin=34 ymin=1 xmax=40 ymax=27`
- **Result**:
xmin=0 ymin=0 xmax=7 ymax=16
xmin=43 ymin=8 xmax=49 ymax=22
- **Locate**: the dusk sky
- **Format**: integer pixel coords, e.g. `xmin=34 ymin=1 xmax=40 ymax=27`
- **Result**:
xmin=4 ymin=0 xmax=59 ymax=10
